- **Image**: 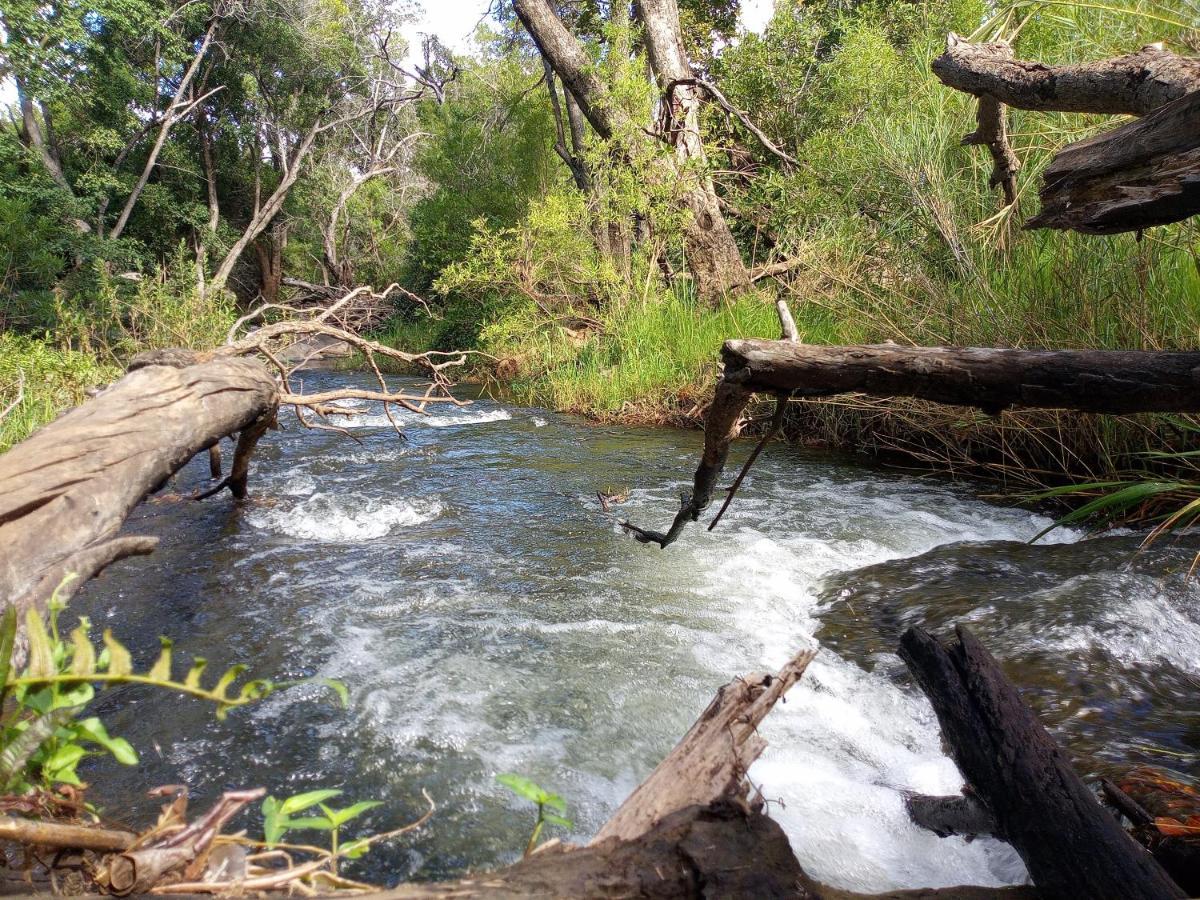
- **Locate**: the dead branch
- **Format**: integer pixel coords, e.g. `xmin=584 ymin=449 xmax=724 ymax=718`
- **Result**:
xmin=0 ymin=815 xmax=136 ymax=853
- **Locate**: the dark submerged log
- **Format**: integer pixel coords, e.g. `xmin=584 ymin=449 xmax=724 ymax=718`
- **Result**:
xmin=1027 ymin=90 xmax=1200 ymax=234
xmin=898 ymin=624 xmax=1185 ymax=900
xmin=905 ymin=793 xmax=996 ymax=839
xmin=0 ymin=357 xmax=279 ymax=618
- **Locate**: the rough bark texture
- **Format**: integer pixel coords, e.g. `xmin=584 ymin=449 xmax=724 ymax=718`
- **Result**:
xmin=594 ymin=647 xmax=816 ymax=843
xmin=932 ymin=35 xmax=1200 ymax=116
xmin=724 ymin=340 xmax=1200 ymax=415
xmin=899 ymin=625 xmax=1185 ymax=900
xmin=0 ymin=357 xmax=278 ymax=618
xmin=1027 ymin=89 xmax=1200 ymax=233
xmin=906 ymin=794 xmax=997 ymax=838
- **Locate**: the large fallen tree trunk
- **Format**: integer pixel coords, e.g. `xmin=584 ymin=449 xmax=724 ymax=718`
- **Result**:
xmin=932 ymin=35 xmax=1200 ymax=116
xmin=0 ymin=356 xmax=279 ymax=619
xmin=1026 ymin=89 xmax=1200 ymax=233
xmin=624 ymin=339 xmax=1200 ymax=547
xmin=931 ymin=33 xmax=1200 ymax=231
xmin=898 ymin=624 xmax=1185 ymax=900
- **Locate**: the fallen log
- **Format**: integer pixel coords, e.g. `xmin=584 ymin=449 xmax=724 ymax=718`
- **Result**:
xmin=932 ymin=35 xmax=1200 ymax=117
xmin=625 ymin=339 xmax=1200 ymax=547
xmin=1026 ymin=89 xmax=1200 ymax=234
xmin=931 ymin=33 xmax=1200 ymax=228
xmin=0 ymin=356 xmax=279 ymax=619
xmin=898 ymin=624 xmax=1185 ymax=900
xmin=723 ymin=341 xmax=1200 ymax=415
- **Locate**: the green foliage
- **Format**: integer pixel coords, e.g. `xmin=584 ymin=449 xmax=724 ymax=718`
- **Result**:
xmin=0 ymin=333 xmax=119 ymax=451
xmin=0 ymin=582 xmax=346 ymax=793
xmin=496 ymin=773 xmax=572 ymax=856
xmin=261 ymin=789 xmax=383 ymax=862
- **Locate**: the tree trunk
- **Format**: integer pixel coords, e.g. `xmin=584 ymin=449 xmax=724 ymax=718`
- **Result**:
xmin=0 ymin=356 xmax=278 ymax=620
xmin=932 ymin=35 xmax=1200 ymax=116
xmin=636 ymin=0 xmax=750 ymax=304
xmin=899 ymin=624 xmax=1185 ymax=900
xmin=209 ymin=120 xmax=320 ymax=297
xmin=15 ymin=79 xmax=73 ymax=195
xmin=514 ymin=0 xmax=748 ymax=303
xmin=1026 ymin=89 xmax=1200 ymax=234
xmin=722 ymin=340 xmax=1200 ymax=415
xmin=108 ymin=19 xmax=217 ymax=241
xmin=254 ymin=222 xmax=289 ymax=303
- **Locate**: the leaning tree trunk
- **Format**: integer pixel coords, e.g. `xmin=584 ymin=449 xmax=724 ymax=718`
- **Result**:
xmin=0 ymin=357 xmax=278 ymax=620
xmin=513 ymin=0 xmax=749 ymax=304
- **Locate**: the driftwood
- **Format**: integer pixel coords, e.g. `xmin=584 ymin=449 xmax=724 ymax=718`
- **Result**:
xmin=899 ymin=624 xmax=1185 ymax=900
xmin=1027 ymin=89 xmax=1200 ymax=233
xmin=626 ymin=339 xmax=1200 ymax=547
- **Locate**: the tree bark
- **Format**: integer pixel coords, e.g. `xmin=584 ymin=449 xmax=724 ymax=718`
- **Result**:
xmin=0 ymin=356 xmax=278 ymax=619
xmin=899 ymin=624 xmax=1185 ymax=900
xmin=1026 ymin=89 xmax=1200 ymax=234
xmin=932 ymin=35 xmax=1200 ymax=116
xmin=722 ymin=340 xmax=1200 ymax=415
xmin=15 ymin=79 xmax=73 ymax=195
xmin=636 ymin=0 xmax=750 ymax=303
xmin=209 ymin=120 xmax=320 ymax=296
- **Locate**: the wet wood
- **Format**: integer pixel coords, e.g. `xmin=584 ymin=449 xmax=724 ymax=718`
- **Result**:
xmin=905 ymin=794 xmax=996 ymax=838
xmin=1027 ymin=90 xmax=1200 ymax=234
xmin=724 ymin=341 xmax=1200 ymax=415
xmin=0 ymin=357 xmax=278 ymax=618
xmin=899 ymin=624 xmax=1185 ymax=900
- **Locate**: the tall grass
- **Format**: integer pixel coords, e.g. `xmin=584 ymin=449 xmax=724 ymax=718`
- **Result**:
xmin=0 ymin=334 xmax=119 ymax=451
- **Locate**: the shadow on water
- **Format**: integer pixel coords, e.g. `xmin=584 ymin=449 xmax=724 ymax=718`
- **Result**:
xmin=66 ymin=372 xmax=1199 ymax=893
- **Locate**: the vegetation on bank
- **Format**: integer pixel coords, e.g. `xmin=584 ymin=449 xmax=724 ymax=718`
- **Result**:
xmin=2 ymin=0 xmax=1197 ymax=497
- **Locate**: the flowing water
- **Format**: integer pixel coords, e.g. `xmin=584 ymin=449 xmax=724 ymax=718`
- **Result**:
xmin=72 ymin=373 xmax=1200 ymax=893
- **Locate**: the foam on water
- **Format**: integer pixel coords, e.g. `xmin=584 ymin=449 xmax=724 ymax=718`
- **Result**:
xmin=340 ymin=407 xmax=512 ymax=429
xmin=84 ymin=377 xmax=1185 ymax=893
xmin=247 ymin=492 xmax=444 ymax=541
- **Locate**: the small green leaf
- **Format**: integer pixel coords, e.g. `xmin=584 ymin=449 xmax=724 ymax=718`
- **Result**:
xmin=147 ymin=637 xmax=173 ymax=681
xmin=540 ymin=791 xmax=567 ymax=814
xmin=283 ymin=815 xmax=335 ymax=831
xmin=319 ymin=800 xmax=382 ymax=828
xmin=184 ymin=657 xmax=207 ymax=690
xmin=496 ymin=773 xmax=549 ymax=805
xmin=340 ymin=838 xmax=370 ymax=859
xmin=102 ymin=630 xmax=132 ymax=676
xmin=543 ymin=813 xmax=573 ymax=829
xmin=76 ymin=717 xmax=138 ymax=765
xmin=212 ymin=664 xmax=247 ymax=700
xmin=279 ymin=789 xmax=342 ymax=816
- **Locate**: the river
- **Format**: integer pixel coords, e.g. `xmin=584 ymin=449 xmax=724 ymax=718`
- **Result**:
xmin=71 ymin=373 xmax=1200 ymax=893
